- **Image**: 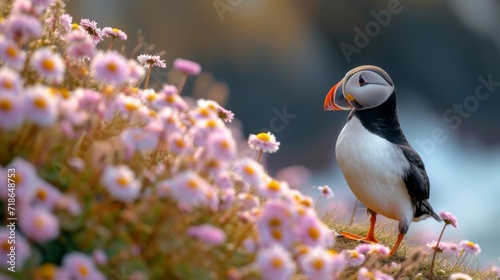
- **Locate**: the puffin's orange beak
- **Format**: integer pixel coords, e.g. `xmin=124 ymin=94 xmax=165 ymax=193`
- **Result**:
xmin=324 ymin=80 xmax=352 ymax=111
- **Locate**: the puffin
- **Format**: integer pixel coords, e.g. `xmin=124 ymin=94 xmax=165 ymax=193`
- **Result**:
xmin=324 ymin=65 xmax=441 ymax=256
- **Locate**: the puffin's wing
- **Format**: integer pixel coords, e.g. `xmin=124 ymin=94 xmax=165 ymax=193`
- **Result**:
xmin=397 ymin=144 xmax=430 ymax=203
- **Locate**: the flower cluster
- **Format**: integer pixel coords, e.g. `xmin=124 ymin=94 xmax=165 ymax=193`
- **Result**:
xmin=0 ymin=1 xmax=497 ymax=280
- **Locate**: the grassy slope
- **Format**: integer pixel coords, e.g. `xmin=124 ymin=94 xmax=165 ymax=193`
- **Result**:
xmin=321 ymin=213 xmax=496 ymax=280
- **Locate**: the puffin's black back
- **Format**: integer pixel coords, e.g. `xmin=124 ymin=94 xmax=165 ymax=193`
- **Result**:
xmin=347 ymin=91 xmax=441 ymax=222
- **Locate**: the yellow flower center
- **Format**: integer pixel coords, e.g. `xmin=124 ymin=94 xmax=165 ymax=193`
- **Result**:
xmin=34 ymin=216 xmax=44 ymax=229
xmin=0 ymin=99 xmax=12 ymax=111
xmin=199 ymin=108 xmax=210 ymax=117
xmin=6 ymin=46 xmax=17 ymax=58
xmin=300 ymin=198 xmax=312 ymax=208
xmin=34 ymin=263 xmax=57 ymax=279
xmin=33 ymin=97 xmax=47 ymax=109
xmin=296 ymin=245 xmax=309 ymax=255
xmin=166 ymin=95 xmax=175 ymax=103
xmin=13 ymin=174 xmax=22 ymax=185
xmin=256 ymin=133 xmax=270 ymax=142
xmin=41 ymin=58 xmax=55 ymax=71
xmin=1 ymin=241 xmax=10 ymax=251
xmin=78 ymin=264 xmax=89 ymax=276
xmin=243 ymin=165 xmax=255 ymax=176
xmin=271 ymin=257 xmax=283 ymax=269
xmin=206 ymin=119 xmax=217 ymax=128
xmin=467 ymin=241 xmax=475 ymax=247
xmin=175 ymin=139 xmax=185 ymax=148
xmin=267 ymin=180 xmax=280 ymax=192
xmin=116 ymin=176 xmax=129 ymax=187
xmin=2 ymin=80 xmax=13 ymax=89
xmin=71 ymin=23 xmax=80 ymax=30
xmin=350 ymin=251 xmax=359 ymax=258
xmin=36 ymin=189 xmax=48 ymax=200
xmin=148 ymin=110 xmax=157 ymax=117
xmin=271 ymin=229 xmax=283 ymax=241
xmin=146 ymin=93 xmax=157 ymax=102
xmin=268 ymin=217 xmax=281 ymax=227
xmin=187 ymin=179 xmax=198 ymax=189
xmin=112 ymin=28 xmax=119 ymax=33
xmin=106 ymin=62 xmax=118 ymax=73
xmin=220 ymin=140 xmax=230 ymax=150
xmin=308 ymin=226 xmax=320 ymax=240
xmin=312 ymin=258 xmax=324 ymax=271
xmin=125 ymin=102 xmax=138 ymax=111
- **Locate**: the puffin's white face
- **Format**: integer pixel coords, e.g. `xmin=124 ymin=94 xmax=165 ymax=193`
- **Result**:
xmin=324 ymin=66 xmax=395 ymax=111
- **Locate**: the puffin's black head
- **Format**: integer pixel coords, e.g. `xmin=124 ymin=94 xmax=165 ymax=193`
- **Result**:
xmin=324 ymin=65 xmax=394 ymax=111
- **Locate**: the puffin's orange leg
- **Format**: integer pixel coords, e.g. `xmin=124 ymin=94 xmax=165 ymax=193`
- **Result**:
xmin=389 ymin=233 xmax=404 ymax=256
xmin=341 ymin=213 xmax=380 ymax=244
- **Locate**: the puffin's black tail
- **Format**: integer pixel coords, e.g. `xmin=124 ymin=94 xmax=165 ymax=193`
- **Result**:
xmin=414 ymin=200 xmax=442 ymax=222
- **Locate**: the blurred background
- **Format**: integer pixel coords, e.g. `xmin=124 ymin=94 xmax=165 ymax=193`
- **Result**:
xmin=67 ymin=0 xmax=500 ymax=267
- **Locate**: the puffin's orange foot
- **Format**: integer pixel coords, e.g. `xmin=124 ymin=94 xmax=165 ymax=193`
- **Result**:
xmin=340 ymin=231 xmax=380 ymax=244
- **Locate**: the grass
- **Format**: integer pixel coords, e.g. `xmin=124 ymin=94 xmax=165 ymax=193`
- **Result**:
xmin=321 ymin=212 xmax=497 ymax=279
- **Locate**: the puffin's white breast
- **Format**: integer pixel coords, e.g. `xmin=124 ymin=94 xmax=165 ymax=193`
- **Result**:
xmin=335 ymin=116 xmax=413 ymax=223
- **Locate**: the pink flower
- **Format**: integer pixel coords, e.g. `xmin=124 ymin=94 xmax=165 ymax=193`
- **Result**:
xmin=0 ymin=91 xmax=25 ymax=130
xmin=234 ymin=158 xmax=266 ymax=188
xmin=19 ymin=207 xmax=60 ymax=243
xmin=358 ymin=267 xmax=394 ymax=280
xmin=0 ymin=229 xmax=30 ymax=269
xmin=31 ymin=47 xmax=65 ymax=84
xmin=256 ymin=200 xmax=295 ymax=248
xmin=32 ymin=179 xmax=62 ymax=211
xmin=0 ymin=35 xmax=26 ymax=70
xmin=25 ymin=85 xmax=58 ymax=127
xmin=102 ymin=27 xmax=127 ymax=40
xmin=441 ymin=242 xmax=460 ymax=256
xmin=449 ymin=272 xmax=472 ymax=280
xmin=67 ymin=157 xmax=85 ymax=172
xmin=258 ymin=177 xmax=289 ymax=199
xmin=296 ymin=211 xmax=333 ymax=247
xmin=91 ymin=51 xmax=128 ymax=85
xmin=120 ymin=127 xmax=159 ymax=153
xmin=101 ymin=165 xmax=141 ymax=202
xmin=316 ymin=185 xmax=334 ymax=199
xmin=80 ymin=18 xmax=103 ymax=43
xmin=92 ymin=249 xmax=107 ymax=265
xmin=439 ymin=210 xmax=458 ymax=228
xmin=248 ymin=132 xmax=280 ymax=153
xmin=345 ymin=249 xmax=366 ymax=267
xmin=127 ymin=59 xmax=145 ymax=84
xmin=157 ymin=171 xmax=211 ymax=208
xmin=235 ymin=193 xmax=259 ymax=211
xmin=66 ymin=30 xmax=96 ymax=59
xmin=4 ymin=14 xmax=42 ymax=42
xmin=137 ymin=54 xmax=166 ymax=69
xmin=2 ymin=157 xmax=38 ymax=203
xmin=55 ymin=194 xmax=82 ymax=216
xmin=255 ymin=245 xmax=296 ymax=280
xmin=300 ymin=247 xmax=347 ymax=280
xmin=426 ymin=240 xmax=444 ymax=252
xmin=166 ymin=132 xmax=192 ymax=156
xmin=187 ymin=224 xmax=226 ymax=245
xmin=217 ymin=105 xmax=234 ymax=123
xmin=205 ymin=130 xmax=237 ymax=161
xmin=173 ymin=58 xmax=201 ymax=75
xmin=0 ymin=66 xmax=22 ymax=94
xmin=153 ymin=88 xmax=188 ymax=112
xmin=459 ymin=240 xmax=481 ymax=256
xmin=63 ymin=252 xmax=104 ymax=280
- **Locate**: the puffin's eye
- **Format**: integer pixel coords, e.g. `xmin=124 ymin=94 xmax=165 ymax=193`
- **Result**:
xmin=359 ymin=75 xmax=367 ymax=86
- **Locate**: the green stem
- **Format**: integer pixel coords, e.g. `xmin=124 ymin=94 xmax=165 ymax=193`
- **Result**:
xmin=429 ymin=223 xmax=448 ymax=280
xmin=256 ymin=149 xmax=263 ymax=163
xmin=144 ymin=65 xmax=152 ymax=89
